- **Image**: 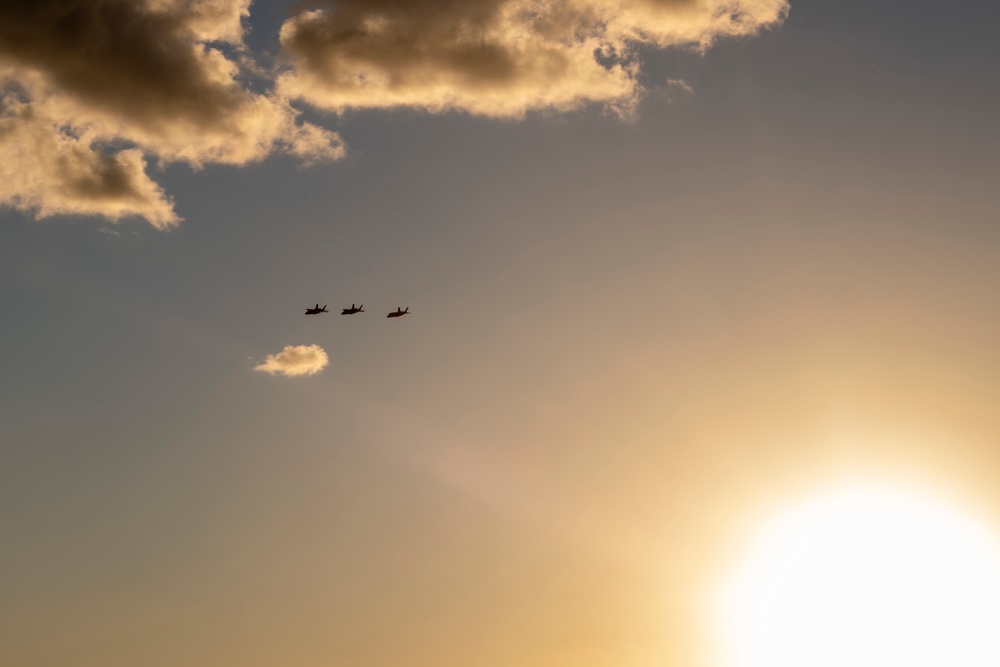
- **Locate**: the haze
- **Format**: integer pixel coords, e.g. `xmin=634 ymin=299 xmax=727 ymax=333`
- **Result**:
xmin=3 ymin=1 xmax=1000 ymax=666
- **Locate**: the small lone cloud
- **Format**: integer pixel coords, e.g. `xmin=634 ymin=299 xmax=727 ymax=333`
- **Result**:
xmin=665 ymin=78 xmax=694 ymax=95
xmin=662 ymin=78 xmax=695 ymax=102
xmin=254 ymin=344 xmax=329 ymax=377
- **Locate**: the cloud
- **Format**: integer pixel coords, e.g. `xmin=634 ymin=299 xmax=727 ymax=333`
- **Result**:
xmin=254 ymin=344 xmax=329 ymax=377
xmin=0 ymin=95 xmax=180 ymax=228
xmin=276 ymin=0 xmax=789 ymax=117
xmin=662 ymin=77 xmax=695 ymax=101
xmin=276 ymin=0 xmax=637 ymax=118
xmin=0 ymin=0 xmax=787 ymax=227
xmin=0 ymin=0 xmax=344 ymax=227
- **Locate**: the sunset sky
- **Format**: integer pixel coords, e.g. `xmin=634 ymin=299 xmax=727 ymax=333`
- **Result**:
xmin=4 ymin=1 xmax=1000 ymax=666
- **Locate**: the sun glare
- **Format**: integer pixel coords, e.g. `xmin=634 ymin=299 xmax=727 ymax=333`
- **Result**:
xmin=720 ymin=491 xmax=1000 ymax=667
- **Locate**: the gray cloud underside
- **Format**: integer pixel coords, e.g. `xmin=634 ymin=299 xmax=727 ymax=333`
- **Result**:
xmin=0 ymin=0 xmax=787 ymax=227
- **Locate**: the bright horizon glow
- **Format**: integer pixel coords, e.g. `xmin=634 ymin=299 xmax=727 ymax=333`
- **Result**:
xmin=719 ymin=490 xmax=1000 ymax=667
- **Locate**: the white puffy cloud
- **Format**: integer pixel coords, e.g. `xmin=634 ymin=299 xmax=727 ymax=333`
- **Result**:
xmin=276 ymin=0 xmax=789 ymax=117
xmin=0 ymin=0 xmax=344 ymax=227
xmin=254 ymin=344 xmax=329 ymax=377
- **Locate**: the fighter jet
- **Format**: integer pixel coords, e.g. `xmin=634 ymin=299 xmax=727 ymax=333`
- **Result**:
xmin=341 ymin=304 xmax=365 ymax=315
xmin=387 ymin=307 xmax=410 ymax=318
xmin=305 ymin=304 xmax=329 ymax=315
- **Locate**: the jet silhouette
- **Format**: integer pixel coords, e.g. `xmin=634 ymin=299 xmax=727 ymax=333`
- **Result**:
xmin=341 ymin=304 xmax=365 ymax=315
xmin=387 ymin=307 xmax=410 ymax=318
xmin=305 ymin=304 xmax=328 ymax=315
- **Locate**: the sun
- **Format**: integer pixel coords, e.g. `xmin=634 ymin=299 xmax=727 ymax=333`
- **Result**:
xmin=719 ymin=490 xmax=1000 ymax=667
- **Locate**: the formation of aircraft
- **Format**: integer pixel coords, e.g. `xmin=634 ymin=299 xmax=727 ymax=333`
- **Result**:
xmin=306 ymin=303 xmax=411 ymax=318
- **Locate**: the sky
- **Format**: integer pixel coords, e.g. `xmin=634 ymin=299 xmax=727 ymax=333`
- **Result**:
xmin=3 ymin=1 xmax=1000 ymax=666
